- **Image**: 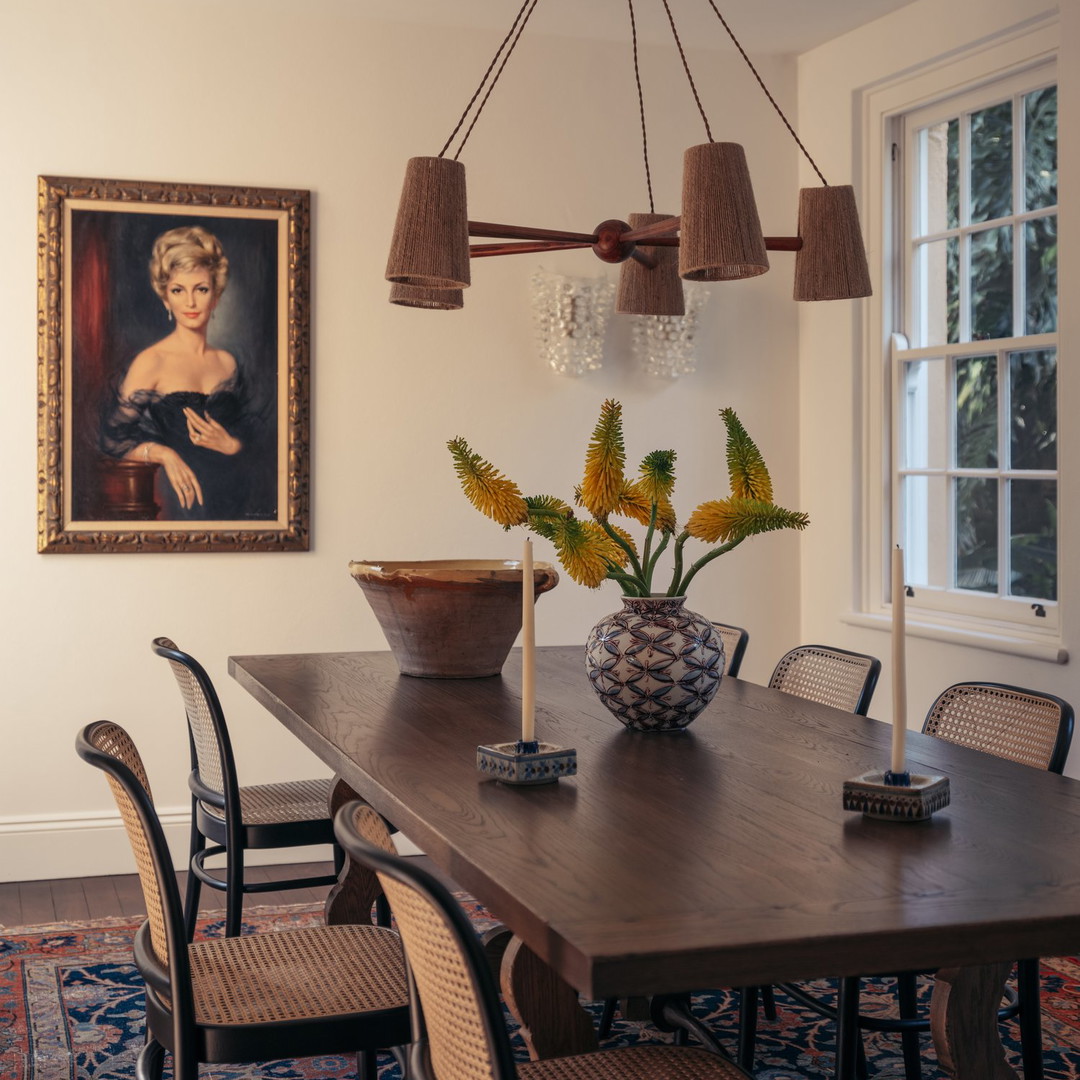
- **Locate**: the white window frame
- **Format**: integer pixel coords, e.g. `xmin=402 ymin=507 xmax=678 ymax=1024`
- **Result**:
xmin=854 ymin=14 xmax=1065 ymax=662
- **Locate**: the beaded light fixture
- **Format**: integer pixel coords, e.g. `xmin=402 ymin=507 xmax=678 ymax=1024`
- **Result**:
xmin=385 ymin=0 xmax=872 ymax=314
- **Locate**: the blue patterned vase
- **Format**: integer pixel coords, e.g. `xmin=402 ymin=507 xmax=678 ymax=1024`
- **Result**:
xmin=584 ymin=596 xmax=724 ymax=731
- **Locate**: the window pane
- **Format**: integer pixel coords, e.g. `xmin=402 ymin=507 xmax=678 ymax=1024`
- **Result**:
xmin=970 ymin=226 xmax=1013 ymax=340
xmin=902 ymin=358 xmax=948 ymax=468
xmin=955 ymin=477 xmax=997 ymax=593
xmin=1010 ymin=479 xmax=1057 ymax=601
xmin=1024 ymin=215 xmax=1057 ymax=334
xmin=955 ymin=355 xmax=997 ymax=468
xmin=919 ymin=119 xmax=959 ymax=234
xmin=901 ymin=474 xmax=947 ymax=588
xmin=1010 ymin=349 xmax=1057 ymax=469
xmin=916 ymin=237 xmax=959 ymax=345
xmin=969 ymin=100 xmax=1012 ymax=223
xmin=1025 ymin=86 xmax=1057 ymax=211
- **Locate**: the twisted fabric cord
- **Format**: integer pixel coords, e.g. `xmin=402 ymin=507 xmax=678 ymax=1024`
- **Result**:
xmin=627 ymin=0 xmax=655 ymax=213
xmin=659 ymin=0 xmax=712 ymax=142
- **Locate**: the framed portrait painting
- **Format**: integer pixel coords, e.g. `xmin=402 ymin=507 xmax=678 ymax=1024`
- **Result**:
xmin=37 ymin=176 xmax=310 ymax=553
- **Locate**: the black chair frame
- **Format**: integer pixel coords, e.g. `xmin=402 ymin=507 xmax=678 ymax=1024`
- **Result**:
xmin=153 ymin=637 xmax=342 ymax=939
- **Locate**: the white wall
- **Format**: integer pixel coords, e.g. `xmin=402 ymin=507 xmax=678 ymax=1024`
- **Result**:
xmin=0 ymin=2 xmax=804 ymax=879
xmin=797 ymin=2 xmax=1078 ymax=760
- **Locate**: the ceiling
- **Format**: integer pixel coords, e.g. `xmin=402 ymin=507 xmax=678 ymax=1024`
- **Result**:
xmin=359 ymin=0 xmax=921 ymax=55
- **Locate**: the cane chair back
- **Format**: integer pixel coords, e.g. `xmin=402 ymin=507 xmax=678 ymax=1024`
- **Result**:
xmin=768 ymin=645 xmax=881 ymax=716
xmin=713 ymin=623 xmax=749 ymax=678
xmin=81 ymin=722 xmax=173 ymax=966
xmin=923 ymin=682 xmax=1074 ymax=774
xmin=336 ymin=802 xmax=753 ymax=1080
xmin=76 ymin=722 xmax=411 ymax=1080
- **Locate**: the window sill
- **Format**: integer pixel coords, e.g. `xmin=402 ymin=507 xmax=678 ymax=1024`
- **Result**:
xmin=841 ymin=612 xmax=1068 ymax=664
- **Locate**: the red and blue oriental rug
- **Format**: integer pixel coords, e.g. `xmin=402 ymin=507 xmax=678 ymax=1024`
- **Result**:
xmin=4 ymin=901 xmax=1080 ymax=1079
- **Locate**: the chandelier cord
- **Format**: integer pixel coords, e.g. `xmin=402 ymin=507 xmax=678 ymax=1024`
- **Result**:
xmin=437 ymin=0 xmax=538 ymax=160
xmin=447 ymin=0 xmax=541 ymax=161
xmin=627 ymin=0 xmax=656 ymax=213
xmin=659 ymin=0 xmax=713 ymax=143
xmin=703 ymin=0 xmax=828 ymax=185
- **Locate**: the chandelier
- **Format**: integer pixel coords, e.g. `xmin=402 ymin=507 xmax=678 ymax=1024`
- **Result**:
xmin=386 ymin=0 xmax=872 ymax=316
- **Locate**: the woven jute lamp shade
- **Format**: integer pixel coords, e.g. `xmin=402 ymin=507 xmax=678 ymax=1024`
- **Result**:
xmin=679 ymin=142 xmax=769 ymax=282
xmin=617 ymin=212 xmax=684 ymax=316
xmin=386 ymin=156 xmax=471 ymax=290
xmin=793 ymin=184 xmax=872 ymax=301
xmin=389 ymin=283 xmax=464 ymax=310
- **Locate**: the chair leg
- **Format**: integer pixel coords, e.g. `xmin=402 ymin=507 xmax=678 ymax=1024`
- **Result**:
xmin=897 ymin=972 xmax=923 ymax=1080
xmin=375 ymin=892 xmax=392 ymax=928
xmin=761 ymin=983 xmax=777 ymax=1021
xmin=1017 ymin=958 xmax=1045 ymax=1080
xmin=598 ymin=997 xmax=618 ymax=1038
xmin=225 ymin=843 xmax=245 ymax=937
xmin=836 ymin=977 xmax=862 ymax=1080
xmin=357 ymin=1048 xmax=378 ymax=1080
xmin=737 ymin=986 xmax=758 ymax=1072
xmin=135 ymin=1038 xmax=165 ymax=1080
xmin=183 ymin=814 xmax=204 ymax=942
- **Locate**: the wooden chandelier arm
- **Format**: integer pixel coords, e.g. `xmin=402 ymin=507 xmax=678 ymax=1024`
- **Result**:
xmin=468 ymin=220 xmax=598 ymax=243
xmin=470 ymin=241 xmax=594 ymax=258
xmin=621 ymin=215 xmax=680 ymax=242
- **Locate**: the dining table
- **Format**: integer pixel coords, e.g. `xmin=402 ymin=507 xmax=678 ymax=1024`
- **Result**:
xmin=229 ymin=644 xmax=1080 ymax=1079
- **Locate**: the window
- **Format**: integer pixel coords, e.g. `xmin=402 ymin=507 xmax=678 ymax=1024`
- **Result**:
xmin=890 ymin=64 xmax=1058 ymax=633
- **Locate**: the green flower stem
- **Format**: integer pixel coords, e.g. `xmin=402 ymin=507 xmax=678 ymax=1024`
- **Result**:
xmin=601 ymin=520 xmax=645 ymax=584
xmin=667 ymin=531 xmax=690 ymax=595
xmin=677 ymin=537 xmax=745 ymax=594
xmin=605 ymin=569 xmax=647 ymax=595
xmin=645 ymin=531 xmax=671 ymax=587
xmin=640 ymin=505 xmax=659 ymax=592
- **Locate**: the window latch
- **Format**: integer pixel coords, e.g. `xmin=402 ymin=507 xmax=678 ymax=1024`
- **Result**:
xmin=1032 ymin=603 xmax=1047 ymax=618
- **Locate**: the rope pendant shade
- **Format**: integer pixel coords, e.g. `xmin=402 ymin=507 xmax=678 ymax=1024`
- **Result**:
xmin=793 ymin=184 xmax=872 ymax=301
xmin=617 ymin=212 xmax=685 ymax=315
xmin=679 ymin=143 xmax=769 ymax=282
xmin=389 ymin=283 xmax=464 ymax=310
xmin=386 ymin=156 xmax=471 ymax=289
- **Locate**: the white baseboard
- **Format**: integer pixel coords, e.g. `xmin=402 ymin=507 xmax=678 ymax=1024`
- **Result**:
xmin=0 ymin=808 xmax=423 ymax=882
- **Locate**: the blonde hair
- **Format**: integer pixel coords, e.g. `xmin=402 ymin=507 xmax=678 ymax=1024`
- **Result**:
xmin=149 ymin=225 xmax=229 ymax=300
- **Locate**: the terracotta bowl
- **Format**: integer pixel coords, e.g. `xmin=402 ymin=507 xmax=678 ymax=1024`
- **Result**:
xmin=349 ymin=559 xmax=559 ymax=678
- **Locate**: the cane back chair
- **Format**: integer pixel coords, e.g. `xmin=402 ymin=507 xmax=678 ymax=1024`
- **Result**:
xmin=713 ymin=622 xmax=750 ymax=678
xmin=334 ymin=800 xmax=754 ymax=1080
xmin=779 ymin=682 xmax=1074 ymax=1080
xmin=76 ymin=721 xmax=410 ymax=1080
xmin=768 ymin=644 xmax=881 ymax=716
xmin=153 ymin=636 xmax=344 ymax=939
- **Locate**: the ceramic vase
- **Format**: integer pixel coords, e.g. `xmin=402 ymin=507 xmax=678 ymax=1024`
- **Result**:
xmin=585 ymin=596 xmax=724 ymax=731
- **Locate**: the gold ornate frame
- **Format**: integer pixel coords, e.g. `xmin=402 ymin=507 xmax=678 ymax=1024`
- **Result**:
xmin=37 ymin=175 xmax=310 ymax=553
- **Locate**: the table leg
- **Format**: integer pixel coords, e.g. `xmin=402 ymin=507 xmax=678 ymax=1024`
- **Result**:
xmin=930 ymin=962 xmax=1018 ymax=1079
xmin=324 ymin=777 xmax=386 ymax=927
xmin=501 ymin=936 xmax=599 ymax=1060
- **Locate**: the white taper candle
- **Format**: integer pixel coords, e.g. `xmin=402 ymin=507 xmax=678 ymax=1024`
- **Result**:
xmin=521 ymin=537 xmax=536 ymax=744
xmin=891 ymin=545 xmax=907 ymax=775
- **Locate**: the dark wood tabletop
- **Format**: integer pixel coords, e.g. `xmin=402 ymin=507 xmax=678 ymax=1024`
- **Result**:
xmin=229 ymin=645 xmax=1080 ymax=1003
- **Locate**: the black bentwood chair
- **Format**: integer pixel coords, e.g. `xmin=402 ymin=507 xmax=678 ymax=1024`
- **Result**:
xmin=713 ymin=622 xmax=750 ymax=678
xmin=777 ymin=682 xmax=1074 ymax=1080
xmin=767 ymin=643 xmax=881 ymax=716
xmin=334 ymin=800 xmax=755 ymax=1080
xmin=76 ymin=721 xmax=411 ymax=1080
xmin=152 ymin=636 xmax=343 ymax=940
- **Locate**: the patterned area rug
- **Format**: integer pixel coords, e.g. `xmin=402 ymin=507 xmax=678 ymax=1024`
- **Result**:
xmin=4 ymin=902 xmax=1080 ymax=1079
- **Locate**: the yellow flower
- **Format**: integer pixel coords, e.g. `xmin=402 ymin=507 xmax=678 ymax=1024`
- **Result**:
xmin=579 ymin=399 xmax=625 ymax=519
xmin=616 ymin=482 xmax=677 ymax=533
xmin=638 ymin=449 xmax=677 ymax=503
xmin=553 ymin=518 xmax=624 ymax=588
xmin=447 ymin=437 xmax=528 ymax=527
xmin=687 ymin=497 xmax=809 ymax=544
xmin=721 ymin=407 xmax=773 ymax=502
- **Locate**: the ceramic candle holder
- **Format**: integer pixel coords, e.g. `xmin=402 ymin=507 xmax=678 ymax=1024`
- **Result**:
xmin=476 ymin=740 xmax=577 ymax=785
xmin=843 ymin=771 xmax=950 ymax=821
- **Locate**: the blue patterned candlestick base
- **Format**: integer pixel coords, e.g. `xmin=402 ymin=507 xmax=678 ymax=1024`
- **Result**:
xmin=476 ymin=741 xmax=577 ymax=785
xmin=843 ymin=771 xmax=950 ymax=821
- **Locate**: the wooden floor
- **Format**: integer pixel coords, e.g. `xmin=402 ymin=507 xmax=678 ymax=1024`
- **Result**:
xmin=0 ymin=861 xmax=339 ymax=928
